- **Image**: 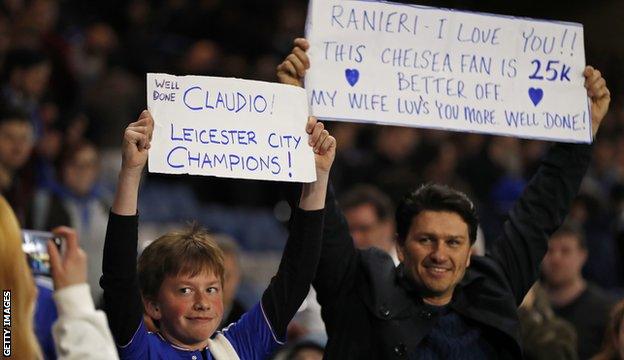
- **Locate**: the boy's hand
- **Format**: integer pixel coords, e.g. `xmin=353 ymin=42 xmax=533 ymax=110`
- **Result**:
xmin=122 ymin=110 xmax=154 ymax=174
xmin=584 ymin=66 xmax=610 ymax=137
xmin=48 ymin=227 xmax=87 ymax=290
xmin=277 ymin=38 xmax=310 ymax=88
xmin=306 ymin=116 xmax=336 ymax=176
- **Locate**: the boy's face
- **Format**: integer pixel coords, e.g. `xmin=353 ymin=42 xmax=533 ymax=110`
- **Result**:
xmin=146 ymin=270 xmax=224 ymax=350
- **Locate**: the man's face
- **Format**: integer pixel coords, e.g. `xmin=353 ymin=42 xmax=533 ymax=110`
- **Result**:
xmin=398 ymin=210 xmax=471 ymax=305
xmin=21 ymin=62 xmax=51 ymax=99
xmin=345 ymin=203 xmax=393 ymax=251
xmin=146 ymin=270 xmax=224 ymax=350
xmin=541 ymin=234 xmax=586 ymax=288
xmin=0 ymin=120 xmax=34 ymax=170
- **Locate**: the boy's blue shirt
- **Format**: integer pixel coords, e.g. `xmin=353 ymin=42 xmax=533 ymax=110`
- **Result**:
xmin=119 ymin=303 xmax=282 ymax=360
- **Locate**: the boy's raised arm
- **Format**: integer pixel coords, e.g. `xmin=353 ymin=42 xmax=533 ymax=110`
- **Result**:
xmin=101 ymin=110 xmax=154 ymax=345
xmin=112 ymin=110 xmax=153 ymax=215
xmin=257 ymin=116 xmax=334 ymax=344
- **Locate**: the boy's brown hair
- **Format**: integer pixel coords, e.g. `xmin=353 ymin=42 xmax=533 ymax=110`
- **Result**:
xmin=137 ymin=224 xmax=225 ymax=301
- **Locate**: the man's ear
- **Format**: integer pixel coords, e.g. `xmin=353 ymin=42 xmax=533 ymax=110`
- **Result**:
xmin=143 ymin=296 xmax=162 ymax=321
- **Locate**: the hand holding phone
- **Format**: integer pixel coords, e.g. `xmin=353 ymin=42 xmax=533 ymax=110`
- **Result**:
xmin=22 ymin=230 xmax=65 ymax=277
xmin=48 ymin=227 xmax=87 ymax=291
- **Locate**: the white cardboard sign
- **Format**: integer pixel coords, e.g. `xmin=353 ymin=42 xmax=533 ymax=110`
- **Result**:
xmin=305 ymin=0 xmax=591 ymax=143
xmin=147 ymin=73 xmax=316 ymax=182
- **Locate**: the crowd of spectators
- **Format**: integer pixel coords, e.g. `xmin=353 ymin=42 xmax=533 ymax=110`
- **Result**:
xmin=1 ymin=0 xmax=624 ymax=358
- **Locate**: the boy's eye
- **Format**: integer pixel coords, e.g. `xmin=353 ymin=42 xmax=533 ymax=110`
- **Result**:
xmin=207 ymin=287 xmax=220 ymax=294
xmin=179 ymin=287 xmax=192 ymax=294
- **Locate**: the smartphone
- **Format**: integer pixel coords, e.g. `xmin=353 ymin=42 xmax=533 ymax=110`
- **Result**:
xmin=21 ymin=230 xmax=65 ymax=277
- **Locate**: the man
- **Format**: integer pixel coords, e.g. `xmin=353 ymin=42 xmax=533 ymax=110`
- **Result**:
xmin=278 ymin=38 xmax=610 ymax=358
xmin=340 ymin=184 xmax=398 ymax=265
xmin=0 ymin=105 xmax=35 ymax=223
xmin=2 ymin=49 xmax=51 ymax=138
xmin=542 ymin=224 xmax=615 ymax=359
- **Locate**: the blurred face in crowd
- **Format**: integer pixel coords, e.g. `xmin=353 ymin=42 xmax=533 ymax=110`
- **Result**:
xmin=541 ymin=233 xmax=587 ymax=289
xmin=18 ymin=62 xmax=51 ymax=99
xmin=0 ymin=119 xmax=34 ymax=170
xmin=345 ymin=203 xmax=393 ymax=252
xmin=222 ymin=251 xmax=241 ymax=308
xmin=398 ymin=210 xmax=471 ymax=306
xmin=145 ymin=270 xmax=224 ymax=350
xmin=376 ymin=127 xmax=419 ymax=162
xmin=62 ymin=144 xmax=99 ymax=196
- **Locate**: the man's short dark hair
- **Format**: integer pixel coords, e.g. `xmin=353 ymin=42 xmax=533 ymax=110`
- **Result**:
xmin=339 ymin=184 xmax=394 ymax=222
xmin=550 ymin=222 xmax=586 ymax=250
xmin=396 ymin=183 xmax=478 ymax=245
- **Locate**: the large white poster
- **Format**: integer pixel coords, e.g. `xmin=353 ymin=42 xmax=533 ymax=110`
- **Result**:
xmin=305 ymin=0 xmax=591 ymax=143
xmin=147 ymin=73 xmax=316 ymax=182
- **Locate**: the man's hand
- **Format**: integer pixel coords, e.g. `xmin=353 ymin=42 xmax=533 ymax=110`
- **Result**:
xmin=122 ymin=110 xmax=154 ymax=174
xmin=277 ymin=38 xmax=310 ymax=88
xmin=306 ymin=116 xmax=336 ymax=176
xmin=584 ymin=66 xmax=610 ymax=137
xmin=48 ymin=227 xmax=87 ymax=290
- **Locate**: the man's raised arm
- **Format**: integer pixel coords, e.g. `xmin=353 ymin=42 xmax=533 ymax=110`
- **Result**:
xmin=489 ymin=66 xmax=610 ymax=304
xmin=277 ymin=38 xmax=361 ymax=309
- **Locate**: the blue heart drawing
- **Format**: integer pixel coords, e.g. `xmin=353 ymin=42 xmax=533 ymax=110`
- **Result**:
xmin=345 ymin=69 xmax=359 ymax=87
xmin=528 ymin=87 xmax=544 ymax=106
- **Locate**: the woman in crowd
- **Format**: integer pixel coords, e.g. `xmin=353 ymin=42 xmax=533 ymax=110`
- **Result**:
xmin=0 ymin=194 xmax=118 ymax=359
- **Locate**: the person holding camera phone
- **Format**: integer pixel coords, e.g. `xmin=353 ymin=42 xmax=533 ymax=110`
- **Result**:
xmin=0 ymin=195 xmax=118 ymax=359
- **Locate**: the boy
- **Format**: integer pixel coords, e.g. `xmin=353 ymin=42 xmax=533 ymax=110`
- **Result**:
xmin=101 ymin=110 xmax=335 ymax=359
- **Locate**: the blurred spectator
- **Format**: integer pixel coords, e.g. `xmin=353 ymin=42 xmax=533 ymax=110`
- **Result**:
xmin=1 ymin=48 xmax=51 ymax=137
xmin=30 ymin=140 xmax=110 ymax=303
xmin=542 ymin=223 xmax=617 ymax=359
xmin=72 ymin=22 xmax=120 ymax=86
xmin=367 ymin=126 xmax=421 ymax=201
xmin=216 ymin=234 xmax=247 ymax=330
xmin=84 ymin=68 xmax=142 ymax=148
xmin=0 ymin=104 xmax=35 ymax=224
xmin=519 ymin=282 xmax=578 ymax=360
xmin=339 ymin=184 xmax=397 ymax=264
xmin=179 ymin=39 xmax=222 ymax=75
xmin=569 ymin=193 xmax=621 ymax=289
